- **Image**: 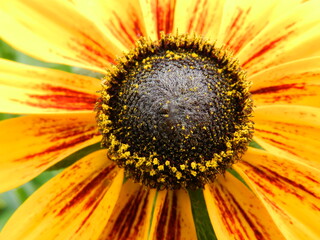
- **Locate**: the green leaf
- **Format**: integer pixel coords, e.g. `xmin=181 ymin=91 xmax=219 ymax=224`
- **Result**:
xmin=1 ymin=39 xmax=72 ymax=72
xmin=0 ymin=113 xmax=20 ymax=121
xmin=47 ymin=142 xmax=101 ymax=171
xmin=249 ymin=139 xmax=264 ymax=150
xmin=227 ymin=168 xmax=251 ymax=190
xmin=188 ymin=189 xmax=217 ymax=240
xmin=0 ymin=40 xmax=18 ymax=60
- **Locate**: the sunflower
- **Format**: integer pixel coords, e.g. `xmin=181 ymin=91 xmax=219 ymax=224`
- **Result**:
xmin=1 ymin=0 xmax=320 ymax=239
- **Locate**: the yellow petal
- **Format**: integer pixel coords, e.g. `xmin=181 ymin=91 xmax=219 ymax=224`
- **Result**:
xmin=253 ymin=105 xmax=320 ymax=167
xmin=204 ymin=171 xmax=285 ymax=240
xmin=0 ymin=150 xmax=124 ymax=240
xmin=0 ymin=0 xmax=123 ymax=73
xmin=98 ymin=180 xmax=156 ymax=240
xmin=0 ymin=58 xmax=100 ymax=114
xmin=138 ymin=0 xmax=176 ymax=40
xmin=0 ymin=113 xmax=100 ymax=192
xmin=69 ymin=0 xmax=145 ymax=50
xmin=216 ymin=0 xmax=281 ymax=53
xmin=235 ymin=148 xmax=320 ymax=240
xmin=148 ymin=190 xmax=197 ymax=240
xmin=174 ymin=0 xmax=224 ymax=42
xmin=237 ymin=0 xmax=320 ymax=75
xmin=250 ymin=57 xmax=320 ymax=107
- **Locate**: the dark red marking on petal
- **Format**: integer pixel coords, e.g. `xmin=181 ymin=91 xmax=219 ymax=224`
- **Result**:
xmin=251 ymin=83 xmax=306 ymax=95
xmin=186 ymin=0 xmax=209 ymax=35
xmin=241 ymin=27 xmax=294 ymax=68
xmin=67 ymin=31 xmax=116 ymax=69
xmin=106 ymin=187 xmax=150 ymax=240
xmin=34 ymin=134 xmax=97 ymax=168
xmin=212 ymin=187 xmax=250 ymax=239
xmin=255 ymin=129 xmax=284 ymax=138
xmin=256 ymin=137 xmax=300 ymax=158
xmin=262 ymin=166 xmax=320 ymax=200
xmin=228 ymin=192 xmax=265 ymax=240
xmin=225 ymin=8 xmax=248 ymax=48
xmin=305 ymin=176 xmax=320 ymax=185
xmin=109 ymin=8 xmax=144 ymax=48
xmin=312 ymin=204 xmax=320 ymax=211
xmin=11 ymin=84 xmax=97 ymax=111
xmin=242 ymin=162 xmax=320 ymax=202
xmin=156 ymin=192 xmax=181 ymax=240
xmin=79 ymin=31 xmax=115 ymax=64
xmin=263 ymin=197 xmax=291 ymax=222
xmin=57 ymin=164 xmax=116 ymax=217
xmin=155 ymin=0 xmax=176 ymax=38
xmin=15 ymin=125 xmax=99 ymax=164
xmin=251 ymin=82 xmax=318 ymax=104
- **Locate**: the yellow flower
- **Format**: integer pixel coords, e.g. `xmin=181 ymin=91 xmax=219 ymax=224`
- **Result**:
xmin=0 ymin=0 xmax=320 ymax=239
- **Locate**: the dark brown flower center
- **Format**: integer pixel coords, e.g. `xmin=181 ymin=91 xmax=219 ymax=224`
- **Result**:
xmin=96 ymin=34 xmax=253 ymax=190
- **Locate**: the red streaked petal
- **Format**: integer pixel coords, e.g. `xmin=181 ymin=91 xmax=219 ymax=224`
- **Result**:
xmin=98 ymin=180 xmax=156 ymax=240
xmin=0 ymin=113 xmax=100 ymax=192
xmin=253 ymin=105 xmax=320 ymax=167
xmin=237 ymin=1 xmax=320 ymax=75
xmin=174 ymin=0 xmax=224 ymax=41
xmin=0 ymin=59 xmax=100 ymax=114
xmin=235 ymin=148 xmax=320 ymax=240
xmin=0 ymin=0 xmax=123 ymax=73
xmin=216 ymin=0 xmax=276 ymax=53
xmin=250 ymin=57 xmax=320 ymax=107
xmin=148 ymin=190 xmax=197 ymax=240
xmin=138 ymin=0 xmax=177 ymax=40
xmin=204 ymin=171 xmax=285 ymax=240
xmin=69 ymin=0 xmax=145 ymax=50
xmin=0 ymin=150 xmax=124 ymax=240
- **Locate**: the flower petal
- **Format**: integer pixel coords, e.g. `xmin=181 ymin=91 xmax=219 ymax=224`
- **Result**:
xmin=138 ymin=0 xmax=177 ymax=40
xmin=234 ymin=148 xmax=320 ymax=240
xmin=98 ymin=180 xmax=156 ymax=240
xmin=0 ymin=0 xmax=123 ymax=73
xmin=173 ymin=0 xmax=224 ymax=41
xmin=148 ymin=190 xmax=197 ymax=240
xmin=0 ymin=113 xmax=100 ymax=192
xmin=0 ymin=150 xmax=124 ymax=240
xmin=237 ymin=1 xmax=320 ymax=75
xmin=250 ymin=57 xmax=320 ymax=107
xmin=215 ymin=0 xmax=282 ymax=52
xmin=204 ymin=171 xmax=285 ymax=240
xmin=253 ymin=105 xmax=320 ymax=167
xmin=69 ymin=0 xmax=145 ymax=50
xmin=0 ymin=59 xmax=100 ymax=114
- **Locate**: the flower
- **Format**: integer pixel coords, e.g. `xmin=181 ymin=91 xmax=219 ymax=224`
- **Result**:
xmin=0 ymin=0 xmax=320 ymax=239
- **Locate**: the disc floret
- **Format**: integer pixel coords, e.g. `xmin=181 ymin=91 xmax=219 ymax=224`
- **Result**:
xmin=96 ymin=34 xmax=253 ymax=190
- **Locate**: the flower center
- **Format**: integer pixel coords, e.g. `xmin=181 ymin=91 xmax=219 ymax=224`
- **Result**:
xmin=96 ymin=34 xmax=253 ymax=190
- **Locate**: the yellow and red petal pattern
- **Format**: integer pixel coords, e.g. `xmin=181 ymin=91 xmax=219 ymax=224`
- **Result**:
xmin=215 ymin=0 xmax=276 ymax=53
xmin=0 ymin=150 xmax=124 ymax=240
xmin=148 ymin=189 xmax=197 ymax=240
xmin=173 ymin=0 xmax=224 ymax=42
xmin=250 ymin=57 xmax=320 ymax=107
xmin=0 ymin=59 xmax=100 ymax=114
xmin=0 ymin=0 xmax=123 ymax=73
xmin=204 ymin=171 xmax=285 ymax=240
xmin=253 ymin=105 xmax=320 ymax=167
xmin=234 ymin=148 xmax=320 ymax=240
xmin=0 ymin=113 xmax=100 ymax=193
xmin=68 ymin=0 xmax=145 ymax=50
xmin=216 ymin=0 xmax=306 ymax=54
xmin=237 ymin=0 xmax=320 ymax=75
xmin=98 ymin=180 xmax=157 ymax=240
xmin=138 ymin=0 xmax=177 ymax=40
